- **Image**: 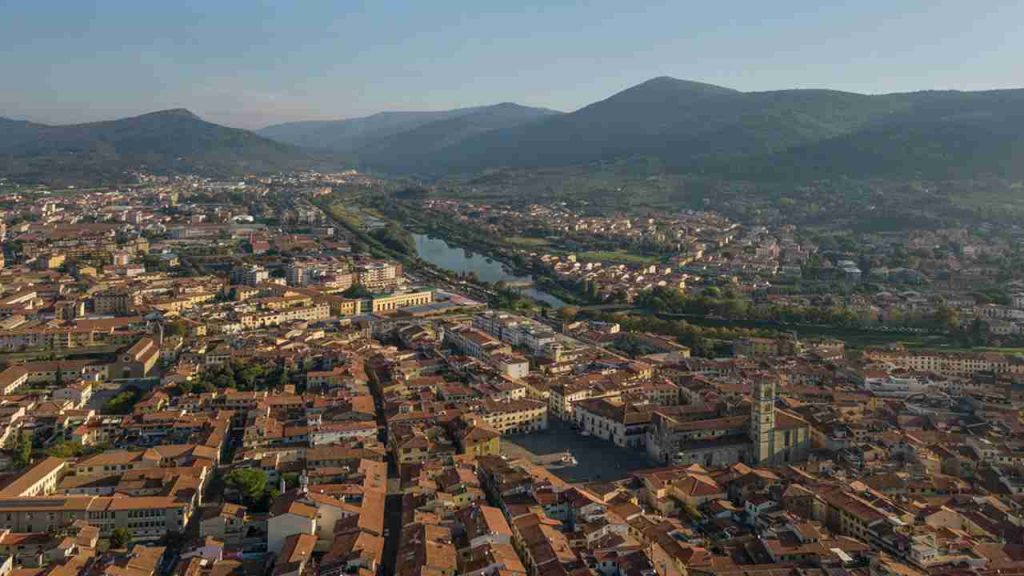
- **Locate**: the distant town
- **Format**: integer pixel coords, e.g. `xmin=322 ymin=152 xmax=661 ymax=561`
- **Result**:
xmin=0 ymin=169 xmax=1023 ymax=576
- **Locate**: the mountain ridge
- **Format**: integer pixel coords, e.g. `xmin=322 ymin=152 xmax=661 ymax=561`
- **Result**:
xmin=325 ymin=77 xmax=1024 ymax=179
xmin=257 ymin=102 xmax=561 ymax=158
xmin=6 ymin=77 xmax=1024 ymax=183
xmin=0 ymin=108 xmax=334 ymax=184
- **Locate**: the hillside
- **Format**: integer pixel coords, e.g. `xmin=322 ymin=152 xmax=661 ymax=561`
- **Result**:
xmin=444 ymin=81 xmax=1024 ymax=180
xmin=258 ymin=108 xmax=480 ymax=152
xmin=258 ymin=77 xmax=1024 ymax=180
xmin=424 ymin=78 xmax=909 ymax=174
xmin=721 ymin=89 xmax=1024 ymax=180
xmin=0 ymin=109 xmax=333 ymax=183
xmin=7 ymin=79 xmax=1024 ymax=185
xmin=257 ymin=103 xmax=561 ymax=168
xmin=352 ymin=103 xmax=562 ymax=171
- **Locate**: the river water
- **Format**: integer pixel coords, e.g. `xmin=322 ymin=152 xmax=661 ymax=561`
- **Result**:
xmin=412 ymin=233 xmax=566 ymax=308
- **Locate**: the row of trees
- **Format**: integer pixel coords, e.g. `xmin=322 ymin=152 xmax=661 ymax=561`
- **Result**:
xmin=370 ymin=223 xmax=417 ymax=255
xmin=13 ymin=432 xmax=31 ymax=467
xmin=583 ymin=310 xmax=772 ymax=358
xmin=636 ymin=286 xmax=962 ymax=331
xmin=46 ymin=440 xmax=105 ymax=458
xmin=12 ymin=437 xmax=106 ymax=469
xmin=489 ymin=283 xmax=540 ymax=312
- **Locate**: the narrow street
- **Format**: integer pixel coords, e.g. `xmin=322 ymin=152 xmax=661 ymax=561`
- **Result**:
xmin=366 ymin=357 xmax=402 ymax=575
xmin=381 ymin=483 xmax=403 ymax=575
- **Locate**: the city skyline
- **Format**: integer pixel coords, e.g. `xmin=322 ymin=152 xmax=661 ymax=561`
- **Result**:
xmin=4 ymin=2 xmax=1024 ymax=575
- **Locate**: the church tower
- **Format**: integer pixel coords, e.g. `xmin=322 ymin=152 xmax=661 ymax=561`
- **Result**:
xmin=750 ymin=377 xmax=776 ymax=465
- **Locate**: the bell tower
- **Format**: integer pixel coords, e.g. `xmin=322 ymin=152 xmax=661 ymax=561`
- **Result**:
xmin=750 ymin=377 xmax=776 ymax=465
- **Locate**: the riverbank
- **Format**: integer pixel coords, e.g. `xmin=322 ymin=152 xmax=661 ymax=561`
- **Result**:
xmin=318 ymin=195 xmax=573 ymax=309
xmin=347 ymin=197 xmax=966 ymax=351
xmin=649 ymin=310 xmax=963 ymax=350
xmin=412 ymin=233 xmax=568 ymax=308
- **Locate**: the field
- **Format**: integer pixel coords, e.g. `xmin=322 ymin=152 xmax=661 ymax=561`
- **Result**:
xmin=505 ymin=236 xmax=553 ymax=248
xmin=575 ymin=250 xmax=661 ymax=265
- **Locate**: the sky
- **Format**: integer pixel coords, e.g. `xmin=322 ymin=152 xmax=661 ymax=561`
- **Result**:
xmin=2 ymin=0 xmax=1023 ymax=129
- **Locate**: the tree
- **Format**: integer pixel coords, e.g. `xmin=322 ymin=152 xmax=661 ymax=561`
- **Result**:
xmin=682 ymin=501 xmax=703 ymax=521
xmin=166 ymin=320 xmax=188 ymax=338
xmin=558 ymin=306 xmax=580 ymax=322
xmin=237 ymin=364 xmax=264 ymax=391
xmin=103 ymin=389 xmax=141 ymax=415
xmin=211 ymin=369 xmax=236 ymax=389
xmin=110 ymin=527 xmax=132 ymax=549
xmin=282 ymin=472 xmax=301 ymax=491
xmin=933 ymin=304 xmax=959 ymax=332
xmin=342 ymin=284 xmax=373 ymax=299
xmin=14 ymin=432 xmax=32 ymax=467
xmin=272 ymin=366 xmax=290 ymax=389
xmin=371 ymin=223 xmax=416 ymax=255
xmin=252 ymin=486 xmax=279 ymax=514
xmin=225 ymin=468 xmax=268 ymax=503
xmin=46 ymin=440 xmax=86 ymax=458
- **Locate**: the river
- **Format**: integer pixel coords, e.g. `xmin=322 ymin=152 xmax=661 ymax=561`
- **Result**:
xmin=411 ymin=233 xmax=567 ymax=308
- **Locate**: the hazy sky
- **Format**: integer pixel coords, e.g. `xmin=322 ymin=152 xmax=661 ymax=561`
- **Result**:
xmin=2 ymin=0 xmax=1022 ymax=128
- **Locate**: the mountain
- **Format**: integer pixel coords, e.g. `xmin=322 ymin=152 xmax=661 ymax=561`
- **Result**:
xmin=422 ymin=78 xmax=909 ymax=174
xmin=258 ymin=109 xmax=478 ymax=152
xmin=437 ymin=80 xmax=1024 ymax=179
xmin=257 ymin=103 xmax=561 ymax=168
xmin=0 ymin=109 xmax=333 ymax=183
xmin=349 ymin=103 xmax=563 ymax=171
xmin=258 ymin=76 xmax=1024 ymax=180
xmin=724 ymin=89 xmax=1024 ymax=180
xmin=9 ymin=79 xmax=1024 ymax=184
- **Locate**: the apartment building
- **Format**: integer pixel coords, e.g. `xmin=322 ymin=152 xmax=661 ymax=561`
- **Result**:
xmin=93 ymin=289 xmax=141 ymax=315
xmin=864 ymin=346 xmax=1024 ymax=378
xmin=477 ymin=399 xmax=548 ymax=435
xmin=445 ymin=327 xmax=511 ymax=360
xmin=573 ymin=398 xmax=651 ymax=450
xmin=0 ymin=457 xmax=67 ymax=498
xmin=0 ymin=496 xmax=189 ymax=541
xmin=238 ymin=303 xmax=331 ymax=330
xmin=369 ymin=290 xmax=432 ymax=313
xmin=356 ymin=261 xmax=402 ymax=291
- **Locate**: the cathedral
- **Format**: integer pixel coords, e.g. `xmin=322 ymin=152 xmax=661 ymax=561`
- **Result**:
xmin=646 ymin=377 xmax=812 ymax=468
